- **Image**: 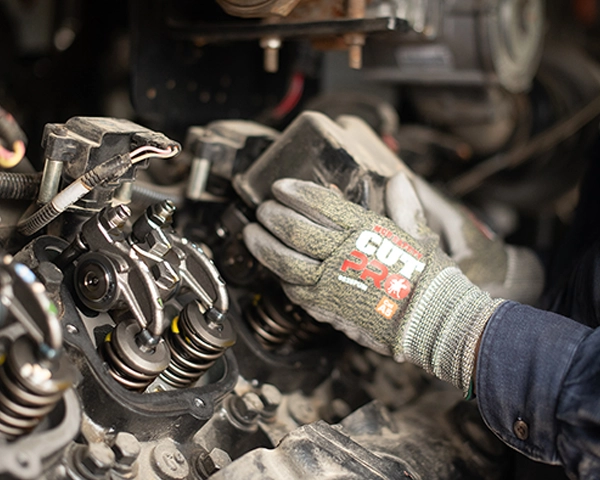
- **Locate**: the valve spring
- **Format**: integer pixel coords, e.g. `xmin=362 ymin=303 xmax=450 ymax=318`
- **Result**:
xmin=100 ymin=321 xmax=170 ymax=391
xmin=245 ymin=294 xmax=298 ymax=350
xmin=245 ymin=291 xmax=325 ymax=351
xmin=0 ymin=336 xmax=71 ymax=441
xmin=161 ymin=302 xmax=235 ymax=389
xmin=101 ymin=341 xmax=158 ymax=391
xmin=292 ymin=315 xmax=328 ymax=347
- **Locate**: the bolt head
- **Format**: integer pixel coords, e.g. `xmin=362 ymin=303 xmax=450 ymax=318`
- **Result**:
xmin=151 ymin=440 xmax=189 ymax=480
xmin=236 ymin=392 xmax=263 ymax=422
xmin=260 ymin=384 xmax=281 ymax=407
xmin=36 ymin=261 xmax=64 ymax=293
xmin=259 ymin=384 xmax=282 ymax=415
xmin=287 ymin=393 xmax=318 ymax=425
xmin=200 ymin=448 xmax=231 ymax=475
xmin=112 ymin=432 xmax=140 ymax=467
xmin=82 ymin=443 xmax=115 ymax=475
xmin=66 ymin=324 xmax=78 ymax=334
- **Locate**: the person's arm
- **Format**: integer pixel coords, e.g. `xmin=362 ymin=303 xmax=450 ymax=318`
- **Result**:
xmin=476 ymin=302 xmax=598 ymax=479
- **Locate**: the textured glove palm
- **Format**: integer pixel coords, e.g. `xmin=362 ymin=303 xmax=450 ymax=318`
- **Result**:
xmin=244 ymin=178 xmax=504 ymax=393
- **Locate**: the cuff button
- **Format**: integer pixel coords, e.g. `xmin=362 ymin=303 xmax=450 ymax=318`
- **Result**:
xmin=513 ymin=419 xmax=529 ymax=440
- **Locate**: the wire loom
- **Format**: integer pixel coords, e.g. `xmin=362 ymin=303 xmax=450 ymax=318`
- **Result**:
xmin=17 ymin=145 xmax=180 ymax=236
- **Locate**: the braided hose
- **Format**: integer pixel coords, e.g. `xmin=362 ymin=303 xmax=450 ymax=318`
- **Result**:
xmin=18 ymin=155 xmax=131 ymax=236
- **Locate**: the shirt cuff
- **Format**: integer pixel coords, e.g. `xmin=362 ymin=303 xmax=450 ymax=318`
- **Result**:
xmin=476 ymin=301 xmax=591 ymax=463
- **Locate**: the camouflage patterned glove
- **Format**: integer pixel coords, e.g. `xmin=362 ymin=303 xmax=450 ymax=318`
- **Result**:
xmin=389 ymin=174 xmax=544 ymax=304
xmin=243 ymin=178 xmax=504 ymax=393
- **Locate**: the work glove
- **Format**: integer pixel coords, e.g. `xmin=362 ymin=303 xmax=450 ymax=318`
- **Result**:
xmin=396 ymin=175 xmax=544 ymax=304
xmin=243 ymin=177 xmax=504 ymax=394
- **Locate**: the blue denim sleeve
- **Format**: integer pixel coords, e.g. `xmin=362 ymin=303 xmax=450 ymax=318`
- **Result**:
xmin=476 ymin=301 xmax=599 ymax=477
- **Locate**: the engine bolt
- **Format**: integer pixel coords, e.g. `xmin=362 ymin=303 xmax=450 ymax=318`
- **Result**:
xmin=151 ymin=440 xmax=189 ymax=480
xmin=150 ymin=200 xmax=176 ymax=226
xmin=197 ymin=448 xmax=232 ymax=478
xmin=231 ymin=392 xmax=263 ymax=425
xmin=259 ymin=384 xmax=282 ymax=420
xmin=111 ymin=432 xmax=141 ymax=472
xmin=260 ymin=36 xmax=282 ymax=73
xmin=79 ymin=443 xmax=116 ymax=478
xmin=101 ymin=205 xmax=131 ymax=231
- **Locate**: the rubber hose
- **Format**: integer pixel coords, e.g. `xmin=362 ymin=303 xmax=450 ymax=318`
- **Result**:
xmin=0 ymin=172 xmax=41 ymax=200
xmin=131 ymin=182 xmax=184 ymax=208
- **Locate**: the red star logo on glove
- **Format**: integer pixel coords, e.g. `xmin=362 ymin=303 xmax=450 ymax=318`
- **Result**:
xmin=384 ymin=274 xmax=411 ymax=300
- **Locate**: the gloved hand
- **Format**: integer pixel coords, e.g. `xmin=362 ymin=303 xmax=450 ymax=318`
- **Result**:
xmin=389 ymin=174 xmax=544 ymax=304
xmin=243 ymin=178 xmax=504 ymax=394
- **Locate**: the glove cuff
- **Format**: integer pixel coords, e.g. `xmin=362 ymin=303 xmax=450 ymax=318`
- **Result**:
xmin=399 ymin=267 xmax=505 ymax=394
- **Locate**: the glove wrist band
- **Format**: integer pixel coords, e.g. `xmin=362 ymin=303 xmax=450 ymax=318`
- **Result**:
xmin=399 ymin=267 xmax=505 ymax=394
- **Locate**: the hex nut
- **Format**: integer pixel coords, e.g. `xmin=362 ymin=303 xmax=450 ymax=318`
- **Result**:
xmin=101 ymin=205 xmax=131 ymax=232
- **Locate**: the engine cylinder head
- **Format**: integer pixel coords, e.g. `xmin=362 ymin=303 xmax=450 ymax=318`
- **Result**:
xmin=0 ymin=336 xmax=72 ymax=440
xmin=160 ymin=302 xmax=235 ymax=388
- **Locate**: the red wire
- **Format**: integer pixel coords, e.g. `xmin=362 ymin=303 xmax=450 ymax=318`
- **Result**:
xmin=272 ymin=73 xmax=305 ymax=120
